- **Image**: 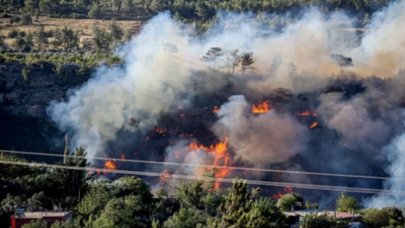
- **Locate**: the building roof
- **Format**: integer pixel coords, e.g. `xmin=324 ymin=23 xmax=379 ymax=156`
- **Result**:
xmin=284 ymin=210 xmax=360 ymax=219
xmin=14 ymin=211 xmax=72 ymax=219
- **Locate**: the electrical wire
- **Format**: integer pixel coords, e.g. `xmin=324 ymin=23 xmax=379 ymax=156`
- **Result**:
xmin=0 ymin=159 xmax=403 ymax=196
xmin=0 ymin=149 xmax=392 ymax=181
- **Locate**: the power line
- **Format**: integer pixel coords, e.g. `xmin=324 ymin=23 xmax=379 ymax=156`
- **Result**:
xmin=0 ymin=159 xmax=403 ymax=196
xmin=0 ymin=149 xmax=392 ymax=181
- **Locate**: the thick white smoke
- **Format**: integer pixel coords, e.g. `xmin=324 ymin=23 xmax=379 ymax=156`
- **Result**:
xmin=317 ymin=92 xmax=390 ymax=151
xmin=164 ymin=140 xmax=214 ymax=177
xmin=352 ymin=0 xmax=405 ymax=76
xmin=213 ymin=95 xmax=308 ymax=166
xmin=49 ymin=14 xmax=199 ymax=157
xmin=48 ymin=1 xmax=405 ymax=204
xmin=367 ymin=134 xmax=405 ymax=208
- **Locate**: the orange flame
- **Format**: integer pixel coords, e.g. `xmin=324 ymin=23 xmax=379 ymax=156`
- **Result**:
xmin=160 ymin=170 xmax=172 ymax=184
xmin=188 ymin=138 xmax=231 ymax=189
xmin=309 ymin=122 xmax=319 ymax=129
xmin=252 ymin=101 xmax=270 ymax=114
xmin=212 ymin=106 xmax=220 ymax=113
xmin=272 ymin=186 xmax=293 ymax=199
xmin=296 ymin=111 xmax=317 ymax=117
xmin=155 ymin=127 xmax=166 ymax=136
xmin=104 ymin=160 xmax=117 ymax=171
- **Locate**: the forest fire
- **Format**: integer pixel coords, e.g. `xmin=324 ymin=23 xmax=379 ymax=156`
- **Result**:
xmin=104 ymin=160 xmax=117 ymax=172
xmin=188 ymin=139 xmax=231 ymax=189
xmin=212 ymin=106 xmax=220 ymax=113
xmin=160 ymin=170 xmax=172 ymax=184
xmin=155 ymin=127 xmax=167 ymax=136
xmin=252 ymin=101 xmax=270 ymax=114
xmin=309 ymin=122 xmax=319 ymax=129
xmin=44 ymin=0 xmax=405 ymax=211
xmin=272 ymin=186 xmax=293 ymax=199
xmin=296 ymin=111 xmax=318 ymax=117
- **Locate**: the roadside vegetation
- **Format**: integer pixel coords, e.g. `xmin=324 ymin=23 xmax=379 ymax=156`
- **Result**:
xmin=1 ymin=150 xmax=404 ymax=228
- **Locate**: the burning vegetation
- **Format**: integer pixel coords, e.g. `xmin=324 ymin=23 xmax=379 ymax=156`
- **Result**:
xmin=251 ymin=101 xmax=270 ymax=114
xmin=188 ymin=139 xmax=230 ymax=189
xmin=104 ymin=160 xmax=117 ymax=172
xmin=47 ymin=0 xmax=405 ymax=209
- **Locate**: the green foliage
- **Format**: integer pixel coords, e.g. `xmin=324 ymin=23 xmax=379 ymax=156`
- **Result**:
xmin=21 ymin=67 xmax=30 ymax=81
xmin=336 ymin=193 xmax=359 ymax=212
xmin=24 ymin=0 xmax=39 ymax=13
xmin=277 ymin=193 xmax=304 ymax=212
xmin=175 ymin=181 xmax=207 ymax=209
xmin=93 ymin=195 xmax=151 ymax=228
xmin=76 ymin=186 xmax=111 ymax=223
xmin=110 ymin=20 xmax=124 ymax=43
xmin=0 ymin=194 xmax=27 ymax=227
xmin=88 ymin=3 xmax=101 ymax=19
xmin=50 ymin=221 xmax=78 ymax=228
xmin=0 ymin=0 xmax=390 ymax=21
xmin=5 ymin=148 xmax=405 ymax=228
xmin=45 ymin=147 xmax=88 ymax=208
xmin=0 ymin=154 xmax=33 ymax=181
xmin=163 ymin=207 xmax=208 ymax=228
xmin=152 ymin=189 xmax=180 ymax=224
xmin=55 ymin=26 xmax=79 ymax=52
xmin=36 ymin=25 xmax=46 ymax=50
xmin=26 ymin=191 xmax=52 ymax=211
xmin=214 ymin=179 xmax=286 ymax=227
xmin=21 ymin=14 xmax=33 ymax=25
xmin=22 ymin=220 xmax=48 ymax=228
xmin=93 ymin=25 xmax=113 ymax=53
xmin=0 ymin=52 xmax=122 ymax=74
xmin=15 ymin=33 xmax=33 ymax=52
xmin=39 ymin=0 xmax=55 ymax=15
xmin=8 ymin=29 xmax=19 ymax=38
xmin=1 ymin=194 xmax=26 ymax=213
xmin=361 ymin=207 xmax=405 ymax=228
xmin=110 ymin=176 xmax=152 ymax=201
xmin=217 ymin=179 xmax=251 ymax=227
xmin=301 ymin=213 xmax=345 ymax=228
xmin=242 ymin=198 xmax=287 ymax=228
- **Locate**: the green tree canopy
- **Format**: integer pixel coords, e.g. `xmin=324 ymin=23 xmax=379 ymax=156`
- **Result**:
xmin=242 ymin=198 xmax=287 ymax=228
xmin=362 ymin=207 xmax=405 ymax=228
xmin=336 ymin=193 xmax=359 ymax=212
xmin=277 ymin=193 xmax=304 ymax=212
xmin=163 ymin=207 xmax=208 ymax=228
xmin=22 ymin=220 xmax=48 ymax=228
xmin=93 ymin=195 xmax=151 ymax=228
xmin=75 ymin=186 xmax=112 ymax=225
xmin=110 ymin=176 xmax=152 ymax=202
xmin=301 ymin=213 xmax=345 ymax=228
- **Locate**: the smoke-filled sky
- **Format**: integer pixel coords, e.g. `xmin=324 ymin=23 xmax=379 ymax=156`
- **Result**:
xmin=48 ymin=1 xmax=405 ymax=208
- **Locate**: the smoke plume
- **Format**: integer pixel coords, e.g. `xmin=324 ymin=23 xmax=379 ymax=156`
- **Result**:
xmin=213 ymin=95 xmax=308 ymax=166
xmin=48 ymin=1 xmax=405 ymax=207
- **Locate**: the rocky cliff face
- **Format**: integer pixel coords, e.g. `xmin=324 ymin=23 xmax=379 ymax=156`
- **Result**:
xmin=0 ymin=59 xmax=90 ymax=151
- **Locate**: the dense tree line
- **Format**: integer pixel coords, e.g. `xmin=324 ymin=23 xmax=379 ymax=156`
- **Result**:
xmin=0 ymin=0 xmax=393 ymax=21
xmin=0 ymin=148 xmax=88 ymax=227
xmin=1 ymin=150 xmax=405 ymax=228
xmin=2 ymin=20 xmax=127 ymax=53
